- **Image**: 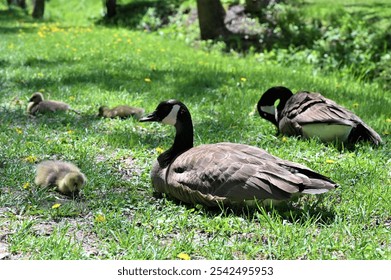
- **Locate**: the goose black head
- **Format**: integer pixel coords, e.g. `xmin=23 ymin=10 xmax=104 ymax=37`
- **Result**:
xmin=139 ymin=99 xmax=190 ymax=126
xmin=29 ymin=92 xmax=44 ymax=104
xmin=257 ymin=86 xmax=293 ymax=127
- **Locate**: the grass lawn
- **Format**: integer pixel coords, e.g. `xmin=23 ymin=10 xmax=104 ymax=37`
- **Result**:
xmin=0 ymin=0 xmax=390 ymax=260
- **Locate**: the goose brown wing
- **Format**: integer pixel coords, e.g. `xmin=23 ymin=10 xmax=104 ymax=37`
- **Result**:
xmin=279 ymin=92 xmax=382 ymax=144
xmin=279 ymin=92 xmax=356 ymax=135
xmin=166 ymin=143 xmax=336 ymax=205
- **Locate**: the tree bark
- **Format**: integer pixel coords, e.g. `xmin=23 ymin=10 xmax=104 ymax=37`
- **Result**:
xmin=105 ymin=0 xmax=117 ymax=18
xmin=18 ymin=0 xmax=26 ymax=9
xmin=196 ymin=0 xmax=229 ymax=40
xmin=32 ymin=0 xmax=45 ymax=19
xmin=245 ymin=0 xmax=262 ymax=14
xmin=7 ymin=0 xmax=26 ymax=9
xmin=245 ymin=0 xmax=284 ymax=13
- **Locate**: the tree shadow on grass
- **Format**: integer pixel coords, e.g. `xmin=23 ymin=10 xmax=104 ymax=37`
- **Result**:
xmin=0 ymin=8 xmax=39 ymax=34
xmin=152 ymin=191 xmax=337 ymax=226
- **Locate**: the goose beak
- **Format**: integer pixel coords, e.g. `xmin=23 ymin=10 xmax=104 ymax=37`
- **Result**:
xmin=139 ymin=111 xmax=159 ymax=122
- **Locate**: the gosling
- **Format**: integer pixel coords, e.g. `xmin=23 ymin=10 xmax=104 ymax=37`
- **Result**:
xmin=35 ymin=160 xmax=86 ymax=196
xmin=98 ymin=105 xmax=145 ymax=119
xmin=27 ymin=92 xmax=80 ymax=115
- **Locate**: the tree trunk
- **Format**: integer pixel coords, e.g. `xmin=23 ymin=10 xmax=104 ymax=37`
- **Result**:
xmin=18 ymin=0 xmax=26 ymax=9
xmin=245 ymin=0 xmax=262 ymax=14
xmin=105 ymin=0 xmax=116 ymax=18
xmin=245 ymin=0 xmax=284 ymax=13
xmin=196 ymin=0 xmax=229 ymax=40
xmin=32 ymin=0 xmax=45 ymax=19
xmin=7 ymin=0 xmax=26 ymax=8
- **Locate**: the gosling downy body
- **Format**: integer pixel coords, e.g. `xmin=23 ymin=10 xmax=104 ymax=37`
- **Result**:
xmin=27 ymin=92 xmax=79 ymax=115
xmin=35 ymin=160 xmax=86 ymax=195
xmin=139 ymin=99 xmax=337 ymax=207
xmin=257 ymin=86 xmax=382 ymax=146
xmin=98 ymin=105 xmax=145 ymax=119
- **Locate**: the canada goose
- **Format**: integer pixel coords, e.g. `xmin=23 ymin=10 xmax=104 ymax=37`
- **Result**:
xmin=35 ymin=160 xmax=86 ymax=196
xmin=139 ymin=99 xmax=337 ymax=207
xmin=27 ymin=92 xmax=80 ymax=115
xmin=257 ymin=86 xmax=382 ymax=145
xmin=98 ymin=105 xmax=145 ymax=119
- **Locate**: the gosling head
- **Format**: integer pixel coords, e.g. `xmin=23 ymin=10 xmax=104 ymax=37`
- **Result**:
xmin=139 ymin=99 xmax=190 ymax=126
xmin=58 ymin=172 xmax=86 ymax=196
xmin=29 ymin=92 xmax=44 ymax=104
xmin=98 ymin=106 xmax=108 ymax=117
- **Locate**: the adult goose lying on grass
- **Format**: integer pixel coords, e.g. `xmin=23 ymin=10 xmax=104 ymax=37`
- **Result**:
xmin=27 ymin=92 xmax=80 ymax=115
xmin=139 ymin=99 xmax=337 ymax=207
xmin=257 ymin=86 xmax=382 ymax=146
xmin=98 ymin=105 xmax=144 ymax=119
xmin=35 ymin=160 xmax=86 ymax=196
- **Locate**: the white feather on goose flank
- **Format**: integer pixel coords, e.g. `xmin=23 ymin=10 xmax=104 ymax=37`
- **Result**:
xmin=140 ymin=99 xmax=337 ymax=207
xmin=257 ymin=86 xmax=382 ymax=146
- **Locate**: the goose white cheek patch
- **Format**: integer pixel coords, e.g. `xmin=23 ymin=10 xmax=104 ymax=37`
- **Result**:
xmin=260 ymin=105 xmax=276 ymax=115
xmin=162 ymin=104 xmax=180 ymax=125
xmin=260 ymin=105 xmax=278 ymax=121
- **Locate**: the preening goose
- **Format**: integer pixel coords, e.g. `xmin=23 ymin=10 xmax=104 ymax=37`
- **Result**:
xmin=257 ymin=86 xmax=382 ymax=145
xmin=35 ymin=160 xmax=86 ymax=196
xmin=139 ymin=99 xmax=337 ymax=207
xmin=98 ymin=105 xmax=145 ymax=119
xmin=27 ymin=92 xmax=80 ymax=115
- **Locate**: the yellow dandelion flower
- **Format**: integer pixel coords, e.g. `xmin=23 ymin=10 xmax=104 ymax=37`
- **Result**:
xmin=352 ymin=103 xmax=359 ymax=108
xmin=15 ymin=127 xmax=23 ymax=134
xmin=127 ymin=39 xmax=132 ymax=44
xmin=240 ymin=77 xmax=247 ymax=82
xmin=69 ymin=96 xmax=75 ymax=101
xmin=50 ymin=26 xmax=60 ymax=33
xmin=325 ymin=159 xmax=335 ymax=164
xmin=22 ymin=182 xmax=30 ymax=189
xmin=177 ymin=252 xmax=191 ymax=260
xmin=144 ymin=78 xmax=151 ymax=83
xmin=156 ymin=147 xmax=164 ymax=154
xmin=37 ymin=31 xmax=45 ymax=38
xmin=24 ymin=155 xmax=37 ymax=163
xmin=95 ymin=214 xmax=106 ymax=223
xmin=52 ymin=203 xmax=61 ymax=209
xmin=282 ymin=136 xmax=288 ymax=142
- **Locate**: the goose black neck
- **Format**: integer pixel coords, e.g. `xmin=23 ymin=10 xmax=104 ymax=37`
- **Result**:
xmin=157 ymin=110 xmax=194 ymax=168
xmin=272 ymin=87 xmax=293 ymax=122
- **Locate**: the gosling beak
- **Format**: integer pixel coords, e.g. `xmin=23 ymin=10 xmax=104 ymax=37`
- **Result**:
xmin=139 ymin=111 xmax=159 ymax=122
xmin=71 ymin=190 xmax=80 ymax=198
